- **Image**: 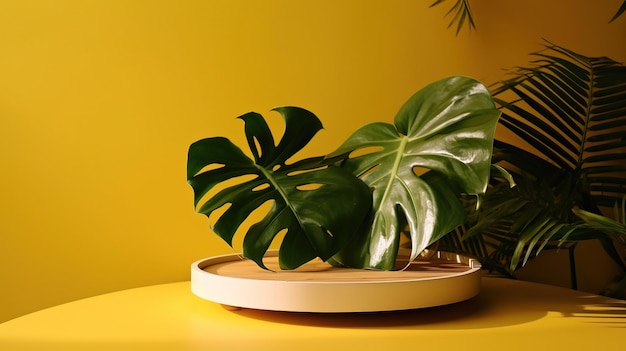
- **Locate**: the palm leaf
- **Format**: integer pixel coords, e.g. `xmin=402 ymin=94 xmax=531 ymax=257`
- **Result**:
xmin=429 ymin=0 xmax=476 ymax=35
xmin=466 ymin=43 xmax=626 ymax=272
xmin=492 ymin=43 xmax=626 ymax=208
xmin=573 ymin=196 xmax=626 ymax=297
xmin=430 ymin=1 xmax=625 ymax=32
xmin=610 ymin=0 xmax=626 ymax=23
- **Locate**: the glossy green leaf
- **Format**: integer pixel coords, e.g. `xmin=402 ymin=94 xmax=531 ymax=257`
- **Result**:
xmin=328 ymin=76 xmax=500 ymax=269
xmin=187 ymin=107 xmax=372 ymax=270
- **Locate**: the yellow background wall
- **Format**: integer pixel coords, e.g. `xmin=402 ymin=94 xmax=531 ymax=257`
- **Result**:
xmin=1 ymin=0 xmax=625 ymax=322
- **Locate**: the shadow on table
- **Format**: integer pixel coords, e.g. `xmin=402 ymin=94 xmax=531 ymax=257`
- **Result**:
xmin=227 ymin=277 xmax=626 ymax=330
xmin=566 ymin=297 xmax=626 ymax=327
xmin=228 ymin=293 xmax=501 ymax=329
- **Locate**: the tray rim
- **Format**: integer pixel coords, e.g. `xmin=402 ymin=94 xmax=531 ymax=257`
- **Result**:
xmin=191 ymin=251 xmax=482 ymax=313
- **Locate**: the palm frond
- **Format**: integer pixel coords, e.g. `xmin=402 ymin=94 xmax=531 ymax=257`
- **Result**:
xmin=493 ymin=42 xmax=626 ymax=209
xmin=429 ymin=0 xmax=476 ymax=35
xmin=429 ymin=1 xmax=625 ymax=32
xmin=610 ymin=0 xmax=626 ymax=23
xmin=441 ymin=43 xmax=626 ymax=285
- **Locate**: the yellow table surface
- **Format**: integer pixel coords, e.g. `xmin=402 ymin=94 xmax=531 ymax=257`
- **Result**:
xmin=1 ymin=277 xmax=624 ymax=351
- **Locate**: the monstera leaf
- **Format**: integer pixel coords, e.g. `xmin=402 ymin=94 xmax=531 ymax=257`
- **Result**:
xmin=327 ymin=76 xmax=501 ymax=270
xmin=187 ymin=107 xmax=372 ymax=270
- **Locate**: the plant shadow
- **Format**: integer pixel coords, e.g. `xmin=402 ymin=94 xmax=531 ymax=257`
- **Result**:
xmin=225 ymin=277 xmax=626 ymax=330
xmin=563 ymin=297 xmax=626 ymax=327
xmin=226 ymin=293 xmax=504 ymax=330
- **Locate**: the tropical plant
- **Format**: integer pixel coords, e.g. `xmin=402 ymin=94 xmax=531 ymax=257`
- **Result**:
xmin=187 ymin=108 xmax=372 ymax=270
xmin=429 ymin=0 xmax=475 ymax=35
xmin=437 ymin=43 xmax=626 ymax=294
xmin=429 ymin=0 xmax=626 ymax=35
xmin=610 ymin=1 xmax=626 ymax=22
xmin=326 ymin=77 xmax=500 ymax=270
xmin=187 ymin=76 xmax=501 ymax=271
xmin=573 ymin=197 xmax=626 ymax=298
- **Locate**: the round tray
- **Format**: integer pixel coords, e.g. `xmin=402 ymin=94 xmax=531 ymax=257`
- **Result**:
xmin=191 ymin=251 xmax=482 ymax=313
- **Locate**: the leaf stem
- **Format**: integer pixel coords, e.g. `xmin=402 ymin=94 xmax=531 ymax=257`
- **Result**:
xmin=379 ymin=136 xmax=408 ymax=206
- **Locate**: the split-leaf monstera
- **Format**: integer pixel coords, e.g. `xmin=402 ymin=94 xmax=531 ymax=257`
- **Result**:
xmin=327 ymin=76 xmax=501 ymax=269
xmin=187 ymin=76 xmax=501 ymax=271
xmin=187 ymin=107 xmax=372 ymax=270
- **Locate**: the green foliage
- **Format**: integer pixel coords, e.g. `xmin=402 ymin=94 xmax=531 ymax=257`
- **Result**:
xmin=187 ymin=76 xmax=501 ymax=270
xmin=429 ymin=0 xmax=475 ymax=35
xmin=574 ymin=196 xmax=626 ymax=236
xmin=610 ymin=1 xmax=626 ymax=23
xmin=448 ymin=43 xmax=626 ymax=278
xmin=328 ymin=76 xmax=500 ymax=269
xmin=429 ymin=1 xmax=626 ymax=34
xmin=574 ymin=196 xmax=626 ymax=298
xmin=187 ymin=107 xmax=372 ymax=270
